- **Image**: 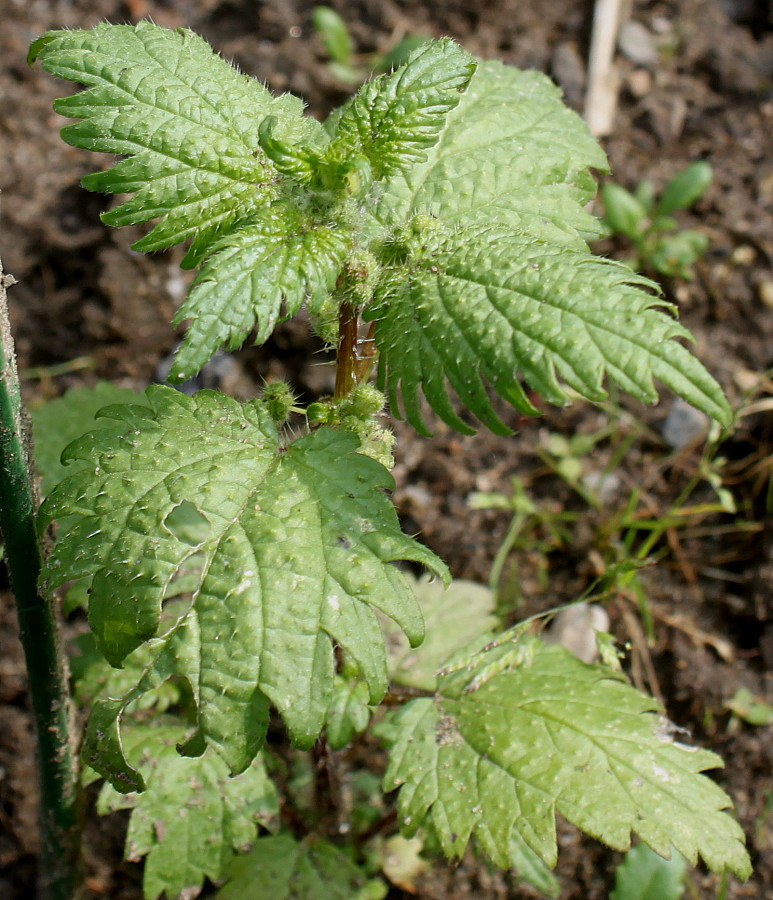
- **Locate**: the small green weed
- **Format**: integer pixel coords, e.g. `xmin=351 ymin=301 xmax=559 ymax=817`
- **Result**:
xmin=312 ymin=6 xmax=428 ymax=84
xmin=601 ymin=162 xmax=713 ymax=279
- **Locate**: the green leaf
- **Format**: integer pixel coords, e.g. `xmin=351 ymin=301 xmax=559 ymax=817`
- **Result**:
xmin=94 ymin=724 xmax=278 ymax=900
xmin=81 ymin=622 xmax=199 ymax=792
xmin=507 ymin=831 xmax=560 ymax=898
xmin=312 ymin=7 xmax=354 ymax=65
xmin=328 ymin=38 xmax=476 ymax=179
xmin=375 ymin=35 xmax=432 ymax=73
xmin=657 ymin=162 xmax=713 ymax=216
xmin=369 ymin=226 xmax=732 ymax=434
xmin=649 ymin=230 xmax=709 ymax=280
xmin=70 ymin=630 xmax=182 ymax=713
xmin=382 ymin=637 xmax=751 ymax=880
xmin=30 ymin=382 xmax=146 ymax=497
xmin=217 ymin=834 xmax=385 ymax=900
xmin=324 ymin=675 xmax=372 ymax=750
xmin=725 ymin=687 xmax=773 ymax=726
xmin=369 ymin=60 xmax=608 ymax=247
xmin=29 ymin=22 xmax=324 ymax=267
xmin=602 ymin=184 xmax=647 ymax=240
xmin=611 ymin=843 xmax=687 ymax=900
xmin=39 ymin=387 xmax=447 ymax=777
xmin=385 ymin=574 xmax=498 ymax=690
xmin=169 ymin=206 xmax=351 ymax=382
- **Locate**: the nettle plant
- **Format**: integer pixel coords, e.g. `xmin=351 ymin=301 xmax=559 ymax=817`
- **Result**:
xmin=25 ymin=21 xmax=751 ymax=897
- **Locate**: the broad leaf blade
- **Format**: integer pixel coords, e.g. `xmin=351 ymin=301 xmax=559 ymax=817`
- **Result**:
xmin=39 ymin=387 xmax=447 ymax=774
xmin=383 ymin=639 xmax=751 ymax=880
xmin=324 ymin=676 xmax=372 ymax=750
xmin=81 ymin=620 xmax=199 ymax=791
xmin=29 ymin=23 xmax=324 ymax=266
xmin=329 ymin=38 xmax=476 ymax=178
xmin=217 ymin=835 xmax=382 ymax=900
xmin=369 ymin=61 xmax=608 ymax=246
xmin=506 ymin=832 xmax=560 ymax=898
xmin=30 ymin=382 xmax=146 ymax=497
xmin=385 ymin=574 xmax=498 ymax=690
xmin=169 ymin=206 xmax=351 ymax=382
xmin=95 ymin=724 xmax=278 ymax=900
xmin=72 ymin=630 xmax=183 ymax=713
xmin=369 ymin=226 xmax=731 ymax=434
xmin=611 ymin=843 xmax=687 ymax=900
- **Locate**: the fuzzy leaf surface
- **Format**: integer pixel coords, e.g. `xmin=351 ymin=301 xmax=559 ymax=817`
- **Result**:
xmin=95 ymin=724 xmax=278 ymax=900
xmin=39 ymin=387 xmax=446 ymax=776
xmin=29 ymin=22 xmax=324 ymax=266
xmin=169 ymin=206 xmax=351 ymax=382
xmin=328 ymin=38 xmax=476 ymax=178
xmin=369 ymin=227 xmax=731 ymax=434
xmin=217 ymin=835 xmax=383 ymax=900
xmin=368 ymin=61 xmax=608 ymax=246
xmin=383 ymin=639 xmax=750 ymax=879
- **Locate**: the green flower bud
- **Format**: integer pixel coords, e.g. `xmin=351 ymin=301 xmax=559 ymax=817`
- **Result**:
xmin=260 ymin=380 xmax=297 ymax=424
xmin=306 ymin=401 xmax=333 ymax=424
xmin=337 ymin=384 xmax=385 ymax=419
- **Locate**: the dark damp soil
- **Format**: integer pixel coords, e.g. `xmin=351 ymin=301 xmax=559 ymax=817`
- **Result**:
xmin=1 ymin=1 xmax=772 ymax=898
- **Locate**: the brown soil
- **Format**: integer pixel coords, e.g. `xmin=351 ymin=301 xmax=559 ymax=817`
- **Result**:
xmin=1 ymin=1 xmax=771 ymax=898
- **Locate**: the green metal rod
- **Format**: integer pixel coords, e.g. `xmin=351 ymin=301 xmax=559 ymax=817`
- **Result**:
xmin=0 ymin=263 xmax=81 ymax=899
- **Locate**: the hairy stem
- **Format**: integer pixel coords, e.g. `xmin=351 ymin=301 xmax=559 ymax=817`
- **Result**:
xmin=334 ymin=307 xmax=378 ymax=401
xmin=0 ymin=264 xmax=81 ymax=900
xmin=334 ymin=302 xmax=359 ymax=400
xmin=354 ymin=320 xmax=377 ymax=383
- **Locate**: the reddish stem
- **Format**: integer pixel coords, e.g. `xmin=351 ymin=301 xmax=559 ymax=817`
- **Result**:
xmin=334 ymin=303 xmax=359 ymax=400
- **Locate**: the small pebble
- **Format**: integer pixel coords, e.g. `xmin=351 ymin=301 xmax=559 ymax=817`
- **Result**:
xmin=627 ymin=68 xmax=652 ymax=98
xmin=618 ymin=21 xmax=659 ymax=69
xmin=661 ymin=398 xmax=709 ymax=448
xmin=731 ymin=245 xmax=755 ymax=266
xmin=582 ymin=470 xmax=621 ymax=506
xmin=545 ymin=603 xmax=610 ymax=664
xmin=758 ymin=281 xmax=773 ymax=310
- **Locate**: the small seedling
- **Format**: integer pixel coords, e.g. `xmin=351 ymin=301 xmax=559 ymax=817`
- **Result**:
xmin=601 ymin=161 xmax=713 ymax=279
xmin=312 ymin=5 xmax=428 ymax=84
xmin=4 ymin=22 xmax=751 ymax=898
xmin=725 ymin=687 xmax=773 ymax=728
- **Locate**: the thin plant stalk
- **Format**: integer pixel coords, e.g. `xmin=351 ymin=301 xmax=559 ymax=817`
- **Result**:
xmin=0 ymin=263 xmax=81 ymax=899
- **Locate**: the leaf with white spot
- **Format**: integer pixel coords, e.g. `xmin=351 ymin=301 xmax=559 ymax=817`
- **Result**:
xmin=216 ymin=834 xmax=385 ymax=900
xmin=382 ymin=635 xmax=751 ymax=880
xmin=39 ymin=387 xmax=447 ymax=788
xmin=94 ymin=723 xmax=278 ymax=900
